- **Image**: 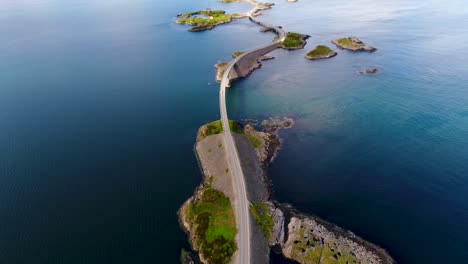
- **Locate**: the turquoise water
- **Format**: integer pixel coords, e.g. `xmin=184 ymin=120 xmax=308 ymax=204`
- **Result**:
xmin=0 ymin=0 xmax=467 ymax=263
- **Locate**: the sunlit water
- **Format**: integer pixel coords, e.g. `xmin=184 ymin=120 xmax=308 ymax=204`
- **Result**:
xmin=0 ymin=0 xmax=467 ymax=263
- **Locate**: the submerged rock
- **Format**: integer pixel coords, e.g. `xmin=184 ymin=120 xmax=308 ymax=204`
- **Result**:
xmin=261 ymin=116 xmax=295 ymax=134
xmin=358 ymin=68 xmax=380 ymax=75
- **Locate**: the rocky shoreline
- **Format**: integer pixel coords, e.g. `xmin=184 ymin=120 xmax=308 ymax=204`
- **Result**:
xmin=268 ymin=203 xmax=395 ymax=264
xmin=180 ymin=117 xmax=394 ymax=263
xmin=305 ymin=52 xmax=337 ymax=60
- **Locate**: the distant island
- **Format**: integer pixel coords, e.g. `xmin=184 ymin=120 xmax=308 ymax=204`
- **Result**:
xmin=176 ymin=10 xmax=243 ymax=31
xmin=305 ymin=45 xmax=337 ymax=60
xmin=332 ymin=37 xmax=377 ymax=52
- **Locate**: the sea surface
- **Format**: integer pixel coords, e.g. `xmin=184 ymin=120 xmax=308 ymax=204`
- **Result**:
xmin=1 ymin=0 xmax=467 ymax=263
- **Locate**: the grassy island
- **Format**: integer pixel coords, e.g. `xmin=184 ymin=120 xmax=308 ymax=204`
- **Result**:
xmin=332 ymin=37 xmax=377 ymax=52
xmin=280 ymin=32 xmax=309 ymax=49
xmin=305 ymin=45 xmax=337 ymax=60
xmin=184 ymin=188 xmax=237 ymax=264
xmin=197 ymin=120 xmax=264 ymax=149
xmin=176 ymin=10 xmax=241 ymax=31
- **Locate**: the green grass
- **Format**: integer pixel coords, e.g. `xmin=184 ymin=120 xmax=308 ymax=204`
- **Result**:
xmin=228 ymin=120 xmax=243 ymax=134
xmin=198 ymin=120 xmax=262 ymax=148
xmin=198 ymin=120 xmax=242 ymax=140
xmin=281 ymin=32 xmax=306 ymax=48
xmin=306 ymin=45 xmax=334 ymax=57
xmin=335 ymin=37 xmax=360 ymax=49
xmin=232 ymin=51 xmax=244 ymax=58
xmin=249 ymin=202 xmax=274 ymax=240
xmin=185 ymin=188 xmax=237 ymax=264
xmin=288 ymin=221 xmax=359 ymax=264
xmin=246 ymin=134 xmax=261 ymax=148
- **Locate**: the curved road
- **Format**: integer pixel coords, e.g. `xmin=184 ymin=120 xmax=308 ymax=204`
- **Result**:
xmin=219 ymin=16 xmax=285 ymax=264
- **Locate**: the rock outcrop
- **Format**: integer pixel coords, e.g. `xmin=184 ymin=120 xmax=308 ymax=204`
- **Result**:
xmin=305 ymin=45 xmax=337 ymax=60
xmin=366 ymin=68 xmax=379 ymax=74
xmin=280 ymin=216 xmax=394 ymax=264
xmin=332 ymin=37 xmax=377 ymax=52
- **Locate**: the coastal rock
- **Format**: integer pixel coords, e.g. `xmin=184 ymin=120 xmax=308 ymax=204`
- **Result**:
xmin=332 ymin=37 xmax=377 ymax=52
xmin=261 ymin=116 xmax=295 ymax=134
xmin=214 ymin=62 xmax=228 ymax=82
xmin=281 ymin=215 xmax=394 ymax=264
xmin=243 ymin=124 xmax=280 ymax=167
xmin=358 ymin=68 xmax=379 ymax=75
xmin=180 ymin=248 xmax=198 ymax=264
xmin=269 ymin=203 xmax=286 ymax=246
xmin=366 ymin=68 xmax=379 ymax=74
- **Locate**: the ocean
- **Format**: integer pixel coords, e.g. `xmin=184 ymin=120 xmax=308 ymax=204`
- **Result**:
xmin=0 ymin=0 xmax=467 ymax=263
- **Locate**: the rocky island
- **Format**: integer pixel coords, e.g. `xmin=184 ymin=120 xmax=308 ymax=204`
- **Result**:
xmin=332 ymin=37 xmax=377 ymax=52
xmin=305 ymin=45 xmax=337 ymax=60
xmin=176 ymin=10 xmax=243 ymax=31
xmin=279 ymin=32 xmax=310 ymax=50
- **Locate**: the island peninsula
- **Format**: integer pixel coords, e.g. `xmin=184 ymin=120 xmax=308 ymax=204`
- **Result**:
xmin=177 ymin=1 xmax=391 ymax=263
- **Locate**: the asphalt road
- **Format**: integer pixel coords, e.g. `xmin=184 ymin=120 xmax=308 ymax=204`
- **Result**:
xmin=219 ymin=17 xmax=285 ymax=264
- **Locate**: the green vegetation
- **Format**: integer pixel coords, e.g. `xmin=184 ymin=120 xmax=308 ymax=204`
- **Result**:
xmin=185 ymin=188 xmax=237 ymax=264
xmin=249 ymin=202 xmax=274 ymax=240
xmin=198 ymin=120 xmax=262 ymax=148
xmin=246 ymin=134 xmax=261 ymax=148
xmin=281 ymin=32 xmax=306 ymax=49
xmin=198 ymin=120 xmax=243 ymax=140
xmin=306 ymin=45 xmax=335 ymax=58
xmin=228 ymin=120 xmax=243 ymax=134
xmin=290 ymin=223 xmax=358 ymax=264
xmin=177 ymin=10 xmax=240 ymax=30
xmin=201 ymin=120 xmax=224 ymax=138
xmin=232 ymin=51 xmax=244 ymax=58
xmin=335 ymin=37 xmax=361 ymax=49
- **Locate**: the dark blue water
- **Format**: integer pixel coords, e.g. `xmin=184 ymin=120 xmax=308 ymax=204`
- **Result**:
xmin=1 ymin=0 xmax=467 ymax=263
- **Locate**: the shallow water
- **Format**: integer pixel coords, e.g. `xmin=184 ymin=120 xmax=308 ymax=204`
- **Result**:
xmin=0 ymin=0 xmax=467 ymax=263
